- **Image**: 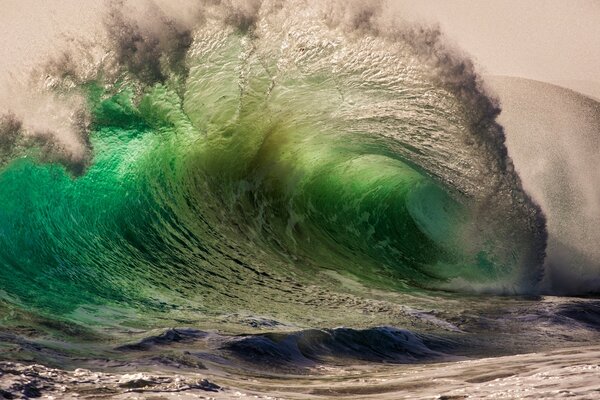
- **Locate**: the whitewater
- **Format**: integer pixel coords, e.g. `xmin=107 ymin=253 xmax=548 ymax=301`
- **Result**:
xmin=0 ymin=1 xmax=599 ymax=398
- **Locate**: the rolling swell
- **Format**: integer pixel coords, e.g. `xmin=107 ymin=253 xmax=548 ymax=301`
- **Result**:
xmin=0 ymin=0 xmax=546 ymax=332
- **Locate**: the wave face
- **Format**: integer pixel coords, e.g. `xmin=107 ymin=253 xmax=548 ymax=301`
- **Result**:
xmin=0 ymin=0 xmax=546 ymax=329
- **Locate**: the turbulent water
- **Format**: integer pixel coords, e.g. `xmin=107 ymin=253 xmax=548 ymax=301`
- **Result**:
xmin=0 ymin=1 xmax=598 ymax=399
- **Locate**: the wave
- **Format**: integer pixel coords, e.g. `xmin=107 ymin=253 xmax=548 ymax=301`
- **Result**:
xmin=114 ymin=326 xmax=453 ymax=369
xmin=223 ymin=326 xmax=452 ymax=367
xmin=0 ymin=0 xmax=546 ymax=332
xmin=489 ymin=76 xmax=600 ymax=294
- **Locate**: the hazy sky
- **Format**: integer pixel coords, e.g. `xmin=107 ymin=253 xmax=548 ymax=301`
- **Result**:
xmin=393 ymin=0 xmax=600 ymax=84
xmin=1 ymin=0 xmax=599 ymax=85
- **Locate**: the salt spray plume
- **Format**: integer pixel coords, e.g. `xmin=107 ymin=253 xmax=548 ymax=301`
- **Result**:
xmin=0 ymin=86 xmax=91 ymax=175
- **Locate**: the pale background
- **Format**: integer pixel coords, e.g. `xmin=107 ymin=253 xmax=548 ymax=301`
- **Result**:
xmin=1 ymin=0 xmax=600 ymax=96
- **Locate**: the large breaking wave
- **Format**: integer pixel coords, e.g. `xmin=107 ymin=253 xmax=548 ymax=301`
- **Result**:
xmin=0 ymin=0 xmax=546 ymax=330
